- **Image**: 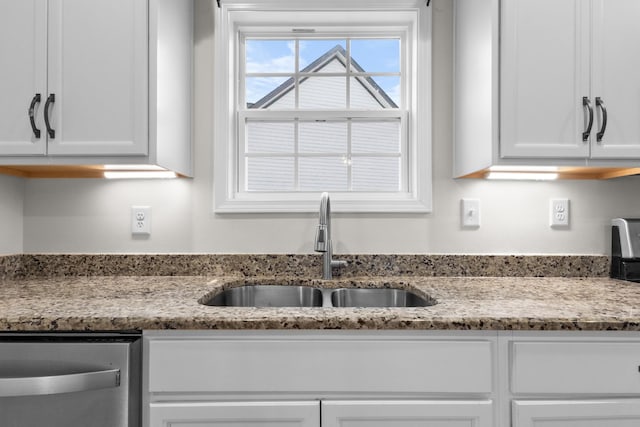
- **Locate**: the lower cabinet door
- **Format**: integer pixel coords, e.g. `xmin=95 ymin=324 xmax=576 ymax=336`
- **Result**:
xmin=321 ymin=400 xmax=493 ymax=427
xmin=149 ymin=401 xmax=320 ymax=427
xmin=513 ymin=399 xmax=640 ymax=426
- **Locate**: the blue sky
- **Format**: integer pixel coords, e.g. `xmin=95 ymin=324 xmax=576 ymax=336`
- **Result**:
xmin=245 ymin=38 xmax=400 ymax=105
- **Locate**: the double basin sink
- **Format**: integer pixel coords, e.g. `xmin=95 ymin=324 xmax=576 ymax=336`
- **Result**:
xmin=202 ymin=284 xmax=436 ymax=308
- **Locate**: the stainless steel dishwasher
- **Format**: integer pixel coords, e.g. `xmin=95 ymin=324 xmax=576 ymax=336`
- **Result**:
xmin=0 ymin=332 xmax=141 ymax=427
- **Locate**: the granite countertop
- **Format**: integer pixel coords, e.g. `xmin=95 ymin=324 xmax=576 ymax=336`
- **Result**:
xmin=2 ymin=273 xmax=640 ymax=331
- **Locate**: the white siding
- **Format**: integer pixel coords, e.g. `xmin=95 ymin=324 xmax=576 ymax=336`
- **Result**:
xmin=266 ymin=58 xmax=387 ymax=109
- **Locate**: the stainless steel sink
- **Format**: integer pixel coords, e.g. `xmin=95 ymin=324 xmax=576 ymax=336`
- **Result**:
xmin=205 ymin=285 xmax=323 ymax=307
xmin=330 ymin=288 xmax=435 ymax=308
xmin=202 ymin=284 xmax=436 ymax=308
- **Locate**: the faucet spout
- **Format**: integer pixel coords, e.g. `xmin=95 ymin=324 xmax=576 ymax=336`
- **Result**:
xmin=313 ymin=192 xmax=347 ymax=279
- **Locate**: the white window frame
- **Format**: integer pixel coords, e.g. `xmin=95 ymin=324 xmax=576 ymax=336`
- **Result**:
xmin=213 ymin=0 xmax=432 ymax=213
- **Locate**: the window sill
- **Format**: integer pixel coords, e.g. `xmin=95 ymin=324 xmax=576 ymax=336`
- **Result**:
xmin=214 ymin=193 xmax=431 ymax=214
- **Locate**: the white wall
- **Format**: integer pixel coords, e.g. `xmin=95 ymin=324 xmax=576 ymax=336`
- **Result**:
xmin=20 ymin=0 xmax=640 ymax=255
xmin=0 ymin=174 xmax=24 ymax=255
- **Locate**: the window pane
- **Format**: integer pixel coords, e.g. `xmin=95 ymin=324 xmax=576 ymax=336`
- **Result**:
xmin=299 ymin=121 xmax=347 ymax=153
xmin=350 ymin=39 xmax=400 ymax=73
xmin=350 ymin=76 xmax=399 ymax=109
xmin=299 ymin=157 xmax=348 ymax=191
xmin=246 ymin=77 xmax=292 ymax=108
xmin=245 ymin=39 xmax=295 ymax=73
xmin=299 ymin=77 xmax=346 ymax=109
xmin=247 ymin=121 xmax=294 ymax=153
xmin=352 ymin=120 xmax=401 ymax=153
xmin=352 ymin=157 xmax=400 ymax=191
xmin=246 ymin=157 xmax=294 ymax=191
xmin=299 ymin=40 xmax=346 ymax=72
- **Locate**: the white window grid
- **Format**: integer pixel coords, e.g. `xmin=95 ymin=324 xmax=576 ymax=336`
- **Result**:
xmin=237 ymin=33 xmax=408 ymax=194
xmin=213 ymin=0 xmax=431 ymax=213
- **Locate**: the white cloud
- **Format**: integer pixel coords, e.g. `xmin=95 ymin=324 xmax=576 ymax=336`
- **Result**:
xmin=245 ymin=40 xmax=296 ymax=73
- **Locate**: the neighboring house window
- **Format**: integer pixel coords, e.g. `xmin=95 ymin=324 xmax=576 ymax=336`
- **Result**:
xmin=214 ymin=0 xmax=432 ymax=213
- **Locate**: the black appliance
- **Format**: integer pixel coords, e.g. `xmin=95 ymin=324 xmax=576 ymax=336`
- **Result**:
xmin=611 ymin=218 xmax=640 ymax=282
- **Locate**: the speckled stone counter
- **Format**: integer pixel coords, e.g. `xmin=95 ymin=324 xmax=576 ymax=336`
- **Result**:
xmin=0 ymin=254 xmax=610 ymax=279
xmin=1 ymin=272 xmax=640 ymax=332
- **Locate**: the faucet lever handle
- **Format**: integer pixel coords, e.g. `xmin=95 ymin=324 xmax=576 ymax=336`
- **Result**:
xmin=314 ymin=225 xmax=328 ymax=252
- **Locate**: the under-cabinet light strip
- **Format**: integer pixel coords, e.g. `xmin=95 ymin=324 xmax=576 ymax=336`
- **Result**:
xmin=103 ymin=171 xmax=177 ymax=179
xmin=486 ymin=172 xmax=559 ymax=181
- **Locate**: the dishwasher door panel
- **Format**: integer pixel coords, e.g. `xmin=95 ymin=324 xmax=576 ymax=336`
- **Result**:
xmin=2 ymin=387 xmax=126 ymax=427
xmin=0 ymin=338 xmax=140 ymax=427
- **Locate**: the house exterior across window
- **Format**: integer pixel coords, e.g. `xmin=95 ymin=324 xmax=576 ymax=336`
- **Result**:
xmin=248 ymin=45 xmax=398 ymax=110
xmin=214 ymin=0 xmax=432 ymax=213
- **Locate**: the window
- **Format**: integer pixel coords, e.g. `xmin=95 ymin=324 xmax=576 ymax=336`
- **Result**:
xmin=214 ymin=0 xmax=432 ymax=212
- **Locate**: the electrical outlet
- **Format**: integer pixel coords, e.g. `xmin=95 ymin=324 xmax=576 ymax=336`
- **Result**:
xmin=131 ymin=206 xmax=151 ymax=235
xmin=550 ymin=199 xmax=569 ymax=228
xmin=461 ymin=199 xmax=480 ymax=228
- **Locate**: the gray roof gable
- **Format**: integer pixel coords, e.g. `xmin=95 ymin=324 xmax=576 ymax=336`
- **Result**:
xmin=249 ymin=44 xmax=398 ymax=109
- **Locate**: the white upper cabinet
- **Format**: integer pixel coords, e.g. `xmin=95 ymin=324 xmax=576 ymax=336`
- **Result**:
xmin=502 ymin=0 xmax=640 ymax=159
xmin=500 ymin=0 xmax=590 ymax=159
xmin=0 ymin=0 xmax=147 ymax=157
xmin=46 ymin=0 xmax=148 ymax=156
xmin=454 ymin=0 xmax=640 ymax=178
xmin=590 ymin=0 xmax=640 ymax=158
xmin=0 ymin=0 xmax=47 ymax=156
xmin=0 ymin=0 xmax=192 ymax=177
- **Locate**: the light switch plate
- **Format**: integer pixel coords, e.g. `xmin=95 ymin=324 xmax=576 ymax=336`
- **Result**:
xmin=461 ymin=199 xmax=480 ymax=228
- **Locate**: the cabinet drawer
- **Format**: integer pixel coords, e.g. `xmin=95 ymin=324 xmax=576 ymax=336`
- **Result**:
xmin=148 ymin=337 xmax=494 ymax=394
xmin=149 ymin=401 xmax=319 ymax=427
xmin=511 ymin=341 xmax=640 ymax=394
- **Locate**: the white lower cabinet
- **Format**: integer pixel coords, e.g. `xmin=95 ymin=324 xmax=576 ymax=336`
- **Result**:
xmin=143 ymin=331 xmax=496 ymax=427
xmin=149 ymin=401 xmax=320 ymax=427
xmin=144 ymin=330 xmax=640 ymax=427
xmin=506 ymin=332 xmax=640 ymax=427
xmin=512 ymin=399 xmax=640 ymax=427
xmin=322 ymin=400 xmax=493 ymax=427
xmin=149 ymin=400 xmax=494 ymax=427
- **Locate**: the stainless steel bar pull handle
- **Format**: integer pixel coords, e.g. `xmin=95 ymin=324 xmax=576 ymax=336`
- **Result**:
xmin=596 ymin=97 xmax=608 ymax=142
xmin=44 ymin=93 xmax=55 ymax=139
xmin=583 ymin=96 xmax=594 ymax=141
xmin=28 ymin=94 xmax=41 ymax=138
xmin=0 ymin=367 xmax=120 ymax=397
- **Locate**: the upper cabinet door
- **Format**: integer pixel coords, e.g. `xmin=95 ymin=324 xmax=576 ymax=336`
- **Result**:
xmin=46 ymin=0 xmax=148 ymax=156
xmin=0 ymin=0 xmax=47 ymax=156
xmin=500 ymin=0 xmax=590 ymax=159
xmin=590 ymin=0 xmax=640 ymax=158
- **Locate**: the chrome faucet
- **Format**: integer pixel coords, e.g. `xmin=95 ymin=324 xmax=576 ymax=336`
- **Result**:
xmin=314 ymin=192 xmax=347 ymax=279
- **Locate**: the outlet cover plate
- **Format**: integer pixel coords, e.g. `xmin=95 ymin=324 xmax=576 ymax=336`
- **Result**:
xmin=131 ymin=206 xmax=151 ymax=235
xmin=550 ymin=199 xmax=569 ymax=228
